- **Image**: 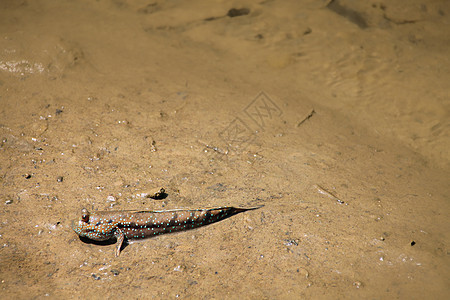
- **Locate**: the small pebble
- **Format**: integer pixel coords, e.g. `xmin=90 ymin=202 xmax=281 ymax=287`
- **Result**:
xmin=173 ymin=265 xmax=185 ymax=272
xmin=57 ymin=176 xmax=63 ymax=182
xmin=5 ymin=199 xmax=13 ymax=205
xmin=284 ymin=239 xmax=299 ymax=246
xmin=296 ymin=268 xmax=309 ymax=279
xmin=227 ymin=8 xmax=250 ymax=17
xmin=111 ymin=269 xmax=120 ymax=276
xmin=141 ymin=187 xmax=166 ymax=199
xmin=24 ymin=174 xmax=32 ymax=179
xmin=106 ymin=195 xmax=116 ymax=202
xmin=91 ymin=274 xmax=101 ymax=280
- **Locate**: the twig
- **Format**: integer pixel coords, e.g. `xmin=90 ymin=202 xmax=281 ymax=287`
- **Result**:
xmin=197 ymin=140 xmax=228 ymax=155
xmin=296 ymin=109 xmax=315 ymax=127
xmin=314 ymin=184 xmax=345 ymax=204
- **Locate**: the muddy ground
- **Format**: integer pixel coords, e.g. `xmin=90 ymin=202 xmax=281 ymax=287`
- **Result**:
xmin=0 ymin=0 xmax=449 ymax=299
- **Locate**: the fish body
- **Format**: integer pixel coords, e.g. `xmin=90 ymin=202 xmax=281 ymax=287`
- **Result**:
xmin=72 ymin=206 xmax=261 ymax=256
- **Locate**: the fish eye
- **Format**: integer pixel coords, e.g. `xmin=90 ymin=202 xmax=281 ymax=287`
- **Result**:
xmin=81 ymin=208 xmax=90 ymax=223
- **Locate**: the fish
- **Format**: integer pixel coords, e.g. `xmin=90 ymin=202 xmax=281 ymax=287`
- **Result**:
xmin=72 ymin=206 xmax=262 ymax=256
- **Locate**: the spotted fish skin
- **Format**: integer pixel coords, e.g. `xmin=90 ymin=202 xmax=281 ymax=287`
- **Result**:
xmin=72 ymin=206 xmax=262 ymax=256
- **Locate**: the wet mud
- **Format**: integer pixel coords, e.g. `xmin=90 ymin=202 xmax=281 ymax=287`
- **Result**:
xmin=1 ymin=0 xmax=449 ymax=299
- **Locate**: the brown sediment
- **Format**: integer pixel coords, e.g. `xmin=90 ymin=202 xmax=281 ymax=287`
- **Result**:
xmin=0 ymin=0 xmax=449 ymax=299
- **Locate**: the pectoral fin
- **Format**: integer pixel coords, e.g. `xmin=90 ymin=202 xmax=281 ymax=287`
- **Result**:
xmin=114 ymin=229 xmax=125 ymax=257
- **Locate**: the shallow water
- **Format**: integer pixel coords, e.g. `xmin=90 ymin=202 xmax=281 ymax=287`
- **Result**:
xmin=1 ymin=0 xmax=449 ymax=299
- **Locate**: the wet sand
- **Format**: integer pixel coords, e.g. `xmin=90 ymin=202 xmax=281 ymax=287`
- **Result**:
xmin=1 ymin=0 xmax=449 ymax=299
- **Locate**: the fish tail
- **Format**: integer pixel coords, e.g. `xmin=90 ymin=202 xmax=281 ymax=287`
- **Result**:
xmin=202 ymin=205 xmax=264 ymax=224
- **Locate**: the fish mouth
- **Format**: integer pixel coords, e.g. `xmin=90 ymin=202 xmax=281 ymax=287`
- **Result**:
xmin=71 ymin=219 xmax=82 ymax=235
